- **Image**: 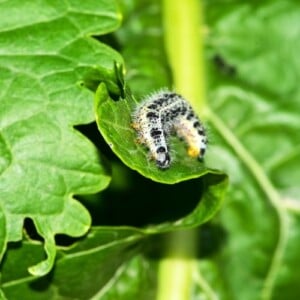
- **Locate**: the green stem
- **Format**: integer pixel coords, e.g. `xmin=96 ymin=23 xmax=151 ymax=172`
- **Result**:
xmin=157 ymin=259 xmax=194 ymax=300
xmin=162 ymin=0 xmax=206 ymax=116
xmin=157 ymin=0 xmax=207 ymax=300
xmin=156 ymin=230 xmax=197 ymax=300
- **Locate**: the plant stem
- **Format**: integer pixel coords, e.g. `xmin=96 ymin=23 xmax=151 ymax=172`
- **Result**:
xmin=157 ymin=258 xmax=194 ymax=300
xmin=156 ymin=230 xmax=197 ymax=300
xmin=157 ymin=0 xmax=207 ymax=300
xmin=162 ymin=0 xmax=206 ymax=116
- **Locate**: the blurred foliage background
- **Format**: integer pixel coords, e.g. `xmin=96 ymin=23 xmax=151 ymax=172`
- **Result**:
xmin=0 ymin=0 xmax=300 ymax=299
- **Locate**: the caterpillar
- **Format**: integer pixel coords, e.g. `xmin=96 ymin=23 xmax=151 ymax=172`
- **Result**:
xmin=132 ymin=90 xmax=207 ymax=169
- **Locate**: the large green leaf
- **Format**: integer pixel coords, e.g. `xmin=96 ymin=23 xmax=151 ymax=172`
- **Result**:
xmin=7 ymin=163 xmax=226 ymax=298
xmin=1 ymin=228 xmax=144 ymax=299
xmin=0 ymin=224 xmax=225 ymax=299
xmin=0 ymin=0 xmax=122 ymax=277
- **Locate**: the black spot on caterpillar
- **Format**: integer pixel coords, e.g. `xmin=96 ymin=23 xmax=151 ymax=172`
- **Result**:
xmin=132 ymin=90 xmax=207 ymax=169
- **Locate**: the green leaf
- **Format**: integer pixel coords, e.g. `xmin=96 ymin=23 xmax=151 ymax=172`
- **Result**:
xmin=0 ymin=0 xmax=122 ymax=276
xmin=1 ymin=224 xmax=226 ymax=299
xmin=1 ymin=228 xmax=144 ymax=299
xmin=95 ymin=83 xmax=226 ymax=184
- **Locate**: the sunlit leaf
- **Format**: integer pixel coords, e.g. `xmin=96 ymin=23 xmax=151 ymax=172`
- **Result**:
xmin=0 ymin=0 xmax=122 ymax=276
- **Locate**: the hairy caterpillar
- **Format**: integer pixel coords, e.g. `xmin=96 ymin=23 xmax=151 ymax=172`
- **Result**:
xmin=132 ymin=90 xmax=207 ymax=169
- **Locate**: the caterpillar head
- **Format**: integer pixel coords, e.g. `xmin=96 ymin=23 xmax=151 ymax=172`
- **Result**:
xmin=155 ymin=146 xmax=170 ymax=169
